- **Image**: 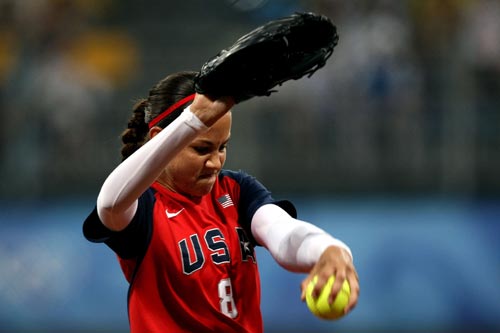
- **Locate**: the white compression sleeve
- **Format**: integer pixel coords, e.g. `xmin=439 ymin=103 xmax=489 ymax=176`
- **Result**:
xmin=251 ymin=204 xmax=353 ymax=272
xmin=97 ymin=107 xmax=207 ymax=231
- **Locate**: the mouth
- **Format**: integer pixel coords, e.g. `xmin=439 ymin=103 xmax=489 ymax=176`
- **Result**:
xmin=199 ymin=172 xmax=218 ymax=181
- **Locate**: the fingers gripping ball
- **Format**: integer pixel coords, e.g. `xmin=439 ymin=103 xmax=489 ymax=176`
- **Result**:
xmin=306 ymin=275 xmax=350 ymax=320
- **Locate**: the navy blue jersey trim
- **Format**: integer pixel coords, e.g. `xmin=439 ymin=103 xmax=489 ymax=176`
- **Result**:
xmin=220 ymin=169 xmax=297 ymax=245
xmin=82 ymin=189 xmax=156 ymax=259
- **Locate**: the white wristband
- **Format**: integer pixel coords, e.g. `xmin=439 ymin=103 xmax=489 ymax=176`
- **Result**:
xmin=183 ymin=105 xmax=208 ymax=131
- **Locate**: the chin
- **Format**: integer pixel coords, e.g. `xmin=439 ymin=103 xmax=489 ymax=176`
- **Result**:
xmin=188 ymin=183 xmax=215 ymax=198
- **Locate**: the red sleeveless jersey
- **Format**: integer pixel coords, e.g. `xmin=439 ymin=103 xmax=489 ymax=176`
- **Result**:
xmin=83 ymin=170 xmax=296 ymax=333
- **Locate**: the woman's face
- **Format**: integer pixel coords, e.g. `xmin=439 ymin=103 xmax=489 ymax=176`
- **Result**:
xmin=159 ymin=112 xmax=232 ymax=197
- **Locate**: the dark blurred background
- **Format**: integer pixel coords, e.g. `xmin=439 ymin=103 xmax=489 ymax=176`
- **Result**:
xmin=0 ymin=0 xmax=499 ymax=332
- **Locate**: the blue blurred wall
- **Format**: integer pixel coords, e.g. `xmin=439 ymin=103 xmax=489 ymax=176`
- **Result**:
xmin=0 ymin=197 xmax=498 ymax=332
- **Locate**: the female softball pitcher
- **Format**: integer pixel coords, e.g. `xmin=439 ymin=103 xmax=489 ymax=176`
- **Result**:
xmin=83 ymin=71 xmax=359 ymax=332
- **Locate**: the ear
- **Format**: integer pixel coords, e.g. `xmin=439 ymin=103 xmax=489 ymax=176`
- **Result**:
xmin=149 ymin=126 xmax=162 ymax=138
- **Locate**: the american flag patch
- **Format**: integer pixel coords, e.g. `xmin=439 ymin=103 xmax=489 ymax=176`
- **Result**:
xmin=217 ymin=194 xmax=234 ymax=208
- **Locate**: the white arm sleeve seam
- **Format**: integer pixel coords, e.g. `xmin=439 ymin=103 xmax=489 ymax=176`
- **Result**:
xmin=251 ymin=204 xmax=353 ymax=272
xmin=97 ymin=107 xmax=207 ymax=230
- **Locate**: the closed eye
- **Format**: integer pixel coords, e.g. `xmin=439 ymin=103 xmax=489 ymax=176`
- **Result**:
xmin=193 ymin=146 xmax=211 ymax=155
xmin=192 ymin=138 xmax=230 ymax=155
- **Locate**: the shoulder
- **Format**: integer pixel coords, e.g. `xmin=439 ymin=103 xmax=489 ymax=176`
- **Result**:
xmin=219 ymin=169 xmax=297 ymax=217
xmin=218 ymin=169 xmax=271 ymax=201
xmin=219 ymin=169 xmax=263 ymax=189
xmin=219 ymin=169 xmax=253 ymax=181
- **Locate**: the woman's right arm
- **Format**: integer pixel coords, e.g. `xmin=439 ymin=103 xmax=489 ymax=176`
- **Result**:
xmin=97 ymin=94 xmax=234 ymax=231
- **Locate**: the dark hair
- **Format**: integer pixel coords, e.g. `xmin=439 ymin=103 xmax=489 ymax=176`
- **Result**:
xmin=120 ymin=71 xmax=197 ymax=160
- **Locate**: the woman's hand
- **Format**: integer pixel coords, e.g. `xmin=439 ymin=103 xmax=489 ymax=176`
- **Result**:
xmin=300 ymin=245 xmax=359 ymax=315
xmin=189 ymin=93 xmax=235 ymax=127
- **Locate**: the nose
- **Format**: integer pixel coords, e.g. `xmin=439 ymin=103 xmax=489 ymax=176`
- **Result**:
xmin=205 ymin=151 xmax=224 ymax=170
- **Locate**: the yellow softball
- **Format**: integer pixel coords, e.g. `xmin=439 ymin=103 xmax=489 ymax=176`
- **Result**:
xmin=305 ymin=275 xmax=350 ymax=320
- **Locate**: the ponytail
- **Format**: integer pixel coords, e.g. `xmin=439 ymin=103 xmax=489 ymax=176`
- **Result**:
xmin=120 ymin=99 xmax=149 ymax=161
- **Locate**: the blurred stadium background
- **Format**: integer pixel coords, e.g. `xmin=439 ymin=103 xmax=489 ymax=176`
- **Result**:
xmin=0 ymin=0 xmax=499 ymax=332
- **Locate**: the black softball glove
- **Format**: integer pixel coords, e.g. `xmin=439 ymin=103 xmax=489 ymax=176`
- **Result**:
xmin=194 ymin=12 xmax=339 ymax=103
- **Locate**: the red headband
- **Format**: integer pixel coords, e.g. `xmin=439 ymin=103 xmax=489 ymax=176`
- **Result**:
xmin=148 ymin=94 xmax=196 ymax=129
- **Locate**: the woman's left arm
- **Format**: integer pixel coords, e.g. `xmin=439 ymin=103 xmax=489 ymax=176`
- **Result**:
xmin=251 ymin=204 xmax=359 ymax=314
